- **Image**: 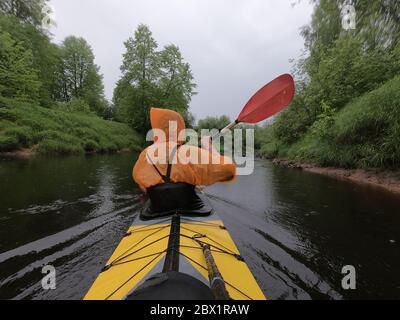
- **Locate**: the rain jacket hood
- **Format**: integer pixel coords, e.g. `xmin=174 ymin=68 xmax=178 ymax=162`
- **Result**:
xmin=150 ymin=108 xmax=185 ymax=144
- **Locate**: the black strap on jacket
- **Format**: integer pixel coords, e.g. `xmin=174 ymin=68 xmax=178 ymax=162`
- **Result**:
xmin=147 ymin=145 xmax=179 ymax=183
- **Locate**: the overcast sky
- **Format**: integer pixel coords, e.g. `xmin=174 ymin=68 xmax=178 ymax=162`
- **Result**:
xmin=49 ymin=0 xmax=314 ymax=121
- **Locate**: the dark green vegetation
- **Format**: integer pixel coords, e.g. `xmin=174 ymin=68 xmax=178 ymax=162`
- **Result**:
xmin=113 ymin=24 xmax=196 ymax=133
xmin=258 ymin=0 xmax=400 ymax=169
xmin=0 ymin=1 xmax=108 ymax=113
xmin=197 ymin=115 xmax=231 ymax=131
xmin=0 ymin=1 xmax=196 ymax=155
xmin=0 ymin=0 xmax=120 ymax=155
xmin=0 ymin=97 xmax=141 ymax=155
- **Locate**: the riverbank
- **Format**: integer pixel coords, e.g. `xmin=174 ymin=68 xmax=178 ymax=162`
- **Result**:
xmin=273 ymin=158 xmax=400 ymax=195
xmin=0 ymin=148 xmax=33 ymax=159
xmin=0 ymin=147 xmax=135 ymax=159
xmin=0 ymin=98 xmax=143 ymax=156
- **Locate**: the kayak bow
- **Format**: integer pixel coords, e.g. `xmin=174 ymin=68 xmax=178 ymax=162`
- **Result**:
xmin=84 ymin=193 xmax=266 ymax=300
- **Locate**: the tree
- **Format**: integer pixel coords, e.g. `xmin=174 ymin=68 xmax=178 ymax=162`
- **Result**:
xmin=0 ymin=14 xmax=61 ymax=106
xmin=158 ymin=45 xmax=196 ymax=114
xmin=114 ymin=24 xmax=159 ymax=131
xmin=114 ymin=24 xmax=196 ymax=133
xmin=354 ymin=0 xmax=400 ymax=50
xmin=302 ymin=0 xmax=400 ymax=77
xmin=0 ymin=31 xmax=41 ymax=102
xmin=0 ymin=0 xmax=48 ymax=28
xmin=56 ymin=36 xmax=107 ymax=116
xmin=121 ymin=24 xmax=159 ymax=85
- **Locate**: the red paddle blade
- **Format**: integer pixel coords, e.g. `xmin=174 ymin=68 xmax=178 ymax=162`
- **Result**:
xmin=237 ymin=74 xmax=295 ymax=124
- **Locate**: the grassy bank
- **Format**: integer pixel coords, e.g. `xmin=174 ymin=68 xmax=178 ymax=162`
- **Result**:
xmin=0 ymin=98 xmax=143 ymax=156
xmin=259 ymin=76 xmax=400 ymax=169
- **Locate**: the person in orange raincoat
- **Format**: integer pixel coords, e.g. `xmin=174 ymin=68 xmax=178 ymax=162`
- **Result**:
xmin=133 ymin=108 xmax=236 ymax=216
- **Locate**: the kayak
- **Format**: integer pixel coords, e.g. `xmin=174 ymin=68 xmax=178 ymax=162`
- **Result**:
xmin=84 ymin=192 xmax=266 ymax=300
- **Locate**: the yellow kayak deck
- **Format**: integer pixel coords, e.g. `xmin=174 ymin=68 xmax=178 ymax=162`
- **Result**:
xmin=84 ymin=212 xmax=266 ymax=300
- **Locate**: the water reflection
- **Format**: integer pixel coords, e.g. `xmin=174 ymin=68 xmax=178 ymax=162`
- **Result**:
xmin=0 ymin=154 xmax=141 ymax=299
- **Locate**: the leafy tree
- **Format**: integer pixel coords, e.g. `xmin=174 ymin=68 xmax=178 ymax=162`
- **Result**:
xmin=302 ymin=0 xmax=400 ymax=77
xmin=0 ymin=14 xmax=61 ymax=106
xmin=158 ymin=45 xmax=196 ymax=114
xmin=56 ymin=36 xmax=107 ymax=116
xmin=121 ymin=24 xmax=159 ymax=84
xmin=0 ymin=31 xmax=41 ymax=102
xmin=114 ymin=24 xmax=159 ymax=131
xmin=354 ymin=0 xmax=400 ymax=50
xmin=1 ymin=1 xmax=59 ymax=106
xmin=0 ymin=0 xmax=48 ymax=28
xmin=114 ymin=24 xmax=196 ymax=133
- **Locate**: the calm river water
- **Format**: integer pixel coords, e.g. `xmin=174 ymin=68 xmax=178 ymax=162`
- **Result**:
xmin=0 ymin=154 xmax=399 ymax=299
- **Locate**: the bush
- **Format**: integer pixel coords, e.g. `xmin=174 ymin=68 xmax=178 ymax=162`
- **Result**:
xmin=37 ymin=139 xmax=84 ymax=155
xmin=82 ymin=139 xmax=99 ymax=152
xmin=4 ymin=126 xmax=33 ymax=147
xmin=328 ymin=75 xmax=400 ymax=167
xmin=0 ymin=135 xmax=19 ymax=152
xmin=57 ymin=97 xmax=92 ymax=114
xmin=0 ymin=108 xmax=18 ymax=121
xmin=197 ymin=116 xmax=231 ymax=130
xmin=256 ymin=125 xmax=279 ymax=158
xmin=0 ymin=98 xmax=142 ymax=155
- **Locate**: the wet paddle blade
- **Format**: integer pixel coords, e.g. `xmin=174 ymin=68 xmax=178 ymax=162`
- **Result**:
xmin=237 ymin=74 xmax=295 ymax=124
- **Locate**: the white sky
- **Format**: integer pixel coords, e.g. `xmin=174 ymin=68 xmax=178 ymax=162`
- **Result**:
xmin=49 ymin=0 xmax=314 ymax=121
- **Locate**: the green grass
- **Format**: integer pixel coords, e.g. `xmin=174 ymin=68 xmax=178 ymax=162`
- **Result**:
xmin=0 ymin=97 xmax=143 ymax=155
xmin=258 ymin=76 xmax=400 ymax=169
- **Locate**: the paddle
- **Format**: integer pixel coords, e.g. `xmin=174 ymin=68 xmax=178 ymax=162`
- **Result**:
xmin=212 ymin=73 xmax=295 ymax=140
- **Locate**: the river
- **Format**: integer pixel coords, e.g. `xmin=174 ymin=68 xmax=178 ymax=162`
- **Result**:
xmin=0 ymin=154 xmax=399 ymax=300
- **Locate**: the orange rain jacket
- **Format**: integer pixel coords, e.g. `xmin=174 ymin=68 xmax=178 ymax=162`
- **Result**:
xmin=133 ymin=108 xmax=236 ymax=192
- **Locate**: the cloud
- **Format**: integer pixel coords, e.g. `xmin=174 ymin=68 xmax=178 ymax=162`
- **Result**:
xmin=49 ymin=0 xmax=313 ymax=120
